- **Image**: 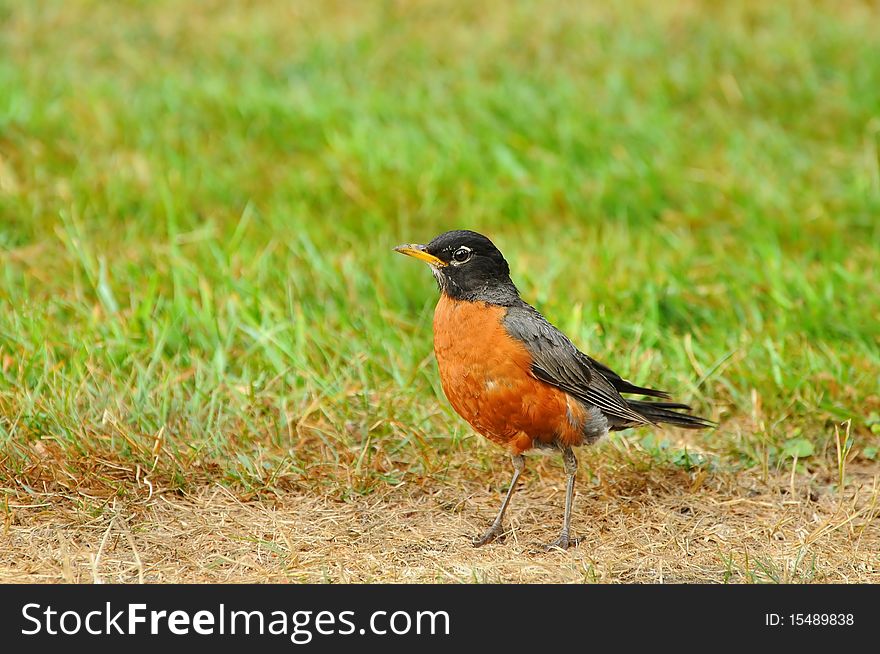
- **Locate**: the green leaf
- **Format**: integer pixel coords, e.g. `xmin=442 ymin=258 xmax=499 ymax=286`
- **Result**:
xmin=782 ymin=438 xmax=815 ymax=458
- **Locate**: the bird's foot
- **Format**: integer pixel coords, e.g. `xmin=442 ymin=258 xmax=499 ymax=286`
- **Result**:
xmin=543 ymin=531 xmax=578 ymax=551
xmin=473 ymin=522 xmax=505 ymax=547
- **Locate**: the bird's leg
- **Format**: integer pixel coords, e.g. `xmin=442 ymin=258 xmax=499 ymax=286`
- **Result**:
xmin=545 ymin=446 xmax=578 ymax=550
xmin=473 ymin=454 xmax=525 ymax=547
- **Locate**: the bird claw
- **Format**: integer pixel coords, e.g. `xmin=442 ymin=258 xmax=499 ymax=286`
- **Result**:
xmin=543 ymin=532 xmax=578 ymax=551
xmin=473 ymin=523 xmax=505 ymax=547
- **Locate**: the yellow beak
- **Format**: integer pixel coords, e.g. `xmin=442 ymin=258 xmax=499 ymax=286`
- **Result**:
xmin=393 ymin=244 xmax=447 ymax=267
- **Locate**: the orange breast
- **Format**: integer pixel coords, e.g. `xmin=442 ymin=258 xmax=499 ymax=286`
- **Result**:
xmin=432 ymin=295 xmax=588 ymax=454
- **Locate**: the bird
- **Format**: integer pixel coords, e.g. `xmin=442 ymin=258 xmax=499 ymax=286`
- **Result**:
xmin=394 ymin=229 xmax=714 ymax=550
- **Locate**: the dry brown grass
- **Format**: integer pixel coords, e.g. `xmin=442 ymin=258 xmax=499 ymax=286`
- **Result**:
xmin=2 ymin=453 xmax=877 ymax=584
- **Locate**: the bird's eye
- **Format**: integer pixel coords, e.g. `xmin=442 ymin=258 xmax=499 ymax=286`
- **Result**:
xmin=452 ymin=247 xmax=471 ymax=263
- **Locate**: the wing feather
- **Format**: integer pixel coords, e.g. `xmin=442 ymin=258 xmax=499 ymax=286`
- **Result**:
xmin=502 ymin=303 xmax=652 ymax=426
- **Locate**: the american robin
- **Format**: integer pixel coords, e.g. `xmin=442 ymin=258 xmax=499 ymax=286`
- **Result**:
xmin=395 ymin=229 xmax=714 ymax=550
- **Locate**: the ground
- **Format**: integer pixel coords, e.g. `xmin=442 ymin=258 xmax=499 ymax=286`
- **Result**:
xmin=1 ymin=1 xmax=879 ymax=583
xmin=3 ymin=441 xmax=877 ymax=583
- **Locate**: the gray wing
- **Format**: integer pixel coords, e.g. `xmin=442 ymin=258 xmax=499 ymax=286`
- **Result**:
xmin=502 ymin=302 xmax=652 ymax=427
xmin=583 ymin=354 xmax=671 ymax=399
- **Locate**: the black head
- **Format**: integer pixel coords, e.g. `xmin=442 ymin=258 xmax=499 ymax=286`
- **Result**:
xmin=394 ymin=230 xmax=520 ymax=304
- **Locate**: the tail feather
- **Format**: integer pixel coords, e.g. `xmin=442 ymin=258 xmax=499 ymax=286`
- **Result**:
xmin=627 ymin=399 xmax=716 ymax=430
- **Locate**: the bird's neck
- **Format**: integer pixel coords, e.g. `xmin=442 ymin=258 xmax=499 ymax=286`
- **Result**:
xmin=440 ymin=278 xmax=521 ymax=306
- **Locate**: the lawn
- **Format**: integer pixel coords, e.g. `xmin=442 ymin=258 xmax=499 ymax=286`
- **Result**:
xmin=0 ymin=0 xmax=878 ymax=582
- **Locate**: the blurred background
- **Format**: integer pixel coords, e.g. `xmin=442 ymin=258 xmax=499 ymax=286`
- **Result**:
xmin=1 ymin=0 xmax=878 ymax=495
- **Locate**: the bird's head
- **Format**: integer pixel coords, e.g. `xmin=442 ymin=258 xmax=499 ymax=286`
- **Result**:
xmin=394 ymin=229 xmax=519 ymax=304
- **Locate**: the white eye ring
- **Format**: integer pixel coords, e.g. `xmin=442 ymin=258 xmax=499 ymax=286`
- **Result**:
xmin=451 ymin=246 xmax=472 ymax=265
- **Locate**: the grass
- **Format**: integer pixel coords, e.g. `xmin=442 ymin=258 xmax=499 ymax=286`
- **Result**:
xmin=0 ymin=0 xmax=878 ymax=582
xmin=3 ymin=464 xmax=877 ymax=583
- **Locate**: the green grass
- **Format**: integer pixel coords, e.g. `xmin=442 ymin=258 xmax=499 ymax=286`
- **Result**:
xmin=1 ymin=0 xmax=878 ymax=497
